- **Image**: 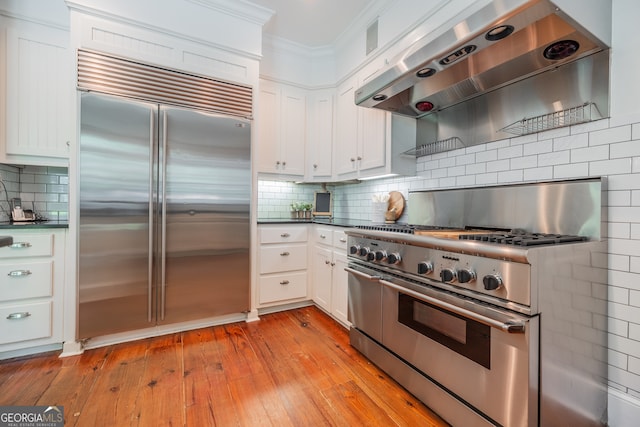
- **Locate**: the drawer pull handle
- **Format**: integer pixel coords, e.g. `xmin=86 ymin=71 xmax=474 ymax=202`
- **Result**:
xmin=280 ymin=252 xmax=290 ymax=256
xmin=7 ymin=312 xmax=31 ymax=320
xmin=339 ymin=238 xmax=347 ymax=243
xmin=280 ymin=233 xmax=290 ymax=238
xmin=8 ymin=270 xmax=32 ymax=277
xmin=320 ymin=234 xmax=326 ymax=239
xmin=280 ymin=280 xmax=290 ymax=285
xmin=10 ymin=242 xmax=32 ymax=249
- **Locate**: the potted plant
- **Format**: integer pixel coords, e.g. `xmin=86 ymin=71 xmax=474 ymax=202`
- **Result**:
xmin=302 ymin=202 xmax=313 ymax=219
xmin=290 ymin=202 xmax=300 ymax=219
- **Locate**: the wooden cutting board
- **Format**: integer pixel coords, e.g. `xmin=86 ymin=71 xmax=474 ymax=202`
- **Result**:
xmin=385 ymin=191 xmax=405 ymax=222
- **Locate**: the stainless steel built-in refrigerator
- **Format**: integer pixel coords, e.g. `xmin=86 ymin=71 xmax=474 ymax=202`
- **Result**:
xmin=78 ymin=92 xmax=251 ymax=339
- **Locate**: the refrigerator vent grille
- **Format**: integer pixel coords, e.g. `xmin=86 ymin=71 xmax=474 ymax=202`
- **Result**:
xmin=77 ymin=49 xmax=253 ymax=118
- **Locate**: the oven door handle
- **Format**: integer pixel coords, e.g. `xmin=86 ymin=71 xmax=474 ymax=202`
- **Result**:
xmin=345 ymin=266 xmax=383 ymax=281
xmin=378 ymin=279 xmax=526 ymax=334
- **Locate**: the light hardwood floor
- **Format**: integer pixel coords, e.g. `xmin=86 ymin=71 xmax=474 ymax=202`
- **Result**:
xmin=0 ymin=306 xmax=449 ymax=426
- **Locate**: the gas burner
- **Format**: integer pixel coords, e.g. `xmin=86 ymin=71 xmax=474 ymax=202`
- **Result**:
xmin=458 ymin=232 xmax=588 ymax=246
xmin=356 ymin=224 xmax=450 ymax=234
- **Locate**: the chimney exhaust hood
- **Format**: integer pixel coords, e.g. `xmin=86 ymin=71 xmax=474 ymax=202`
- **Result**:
xmin=355 ymin=0 xmax=611 ymax=153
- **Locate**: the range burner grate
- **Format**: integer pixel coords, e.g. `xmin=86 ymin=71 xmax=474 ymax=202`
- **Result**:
xmin=458 ymin=232 xmax=588 ymax=246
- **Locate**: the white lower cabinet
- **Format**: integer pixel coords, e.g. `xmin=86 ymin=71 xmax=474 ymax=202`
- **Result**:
xmin=258 ymin=225 xmax=308 ymax=306
xmin=0 ymin=229 xmax=65 ymax=357
xmin=312 ymin=225 xmax=349 ymax=327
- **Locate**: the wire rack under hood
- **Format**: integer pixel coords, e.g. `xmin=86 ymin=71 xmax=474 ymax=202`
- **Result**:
xmin=499 ymin=103 xmax=602 ymax=136
xmin=403 ymin=137 xmax=464 ymax=158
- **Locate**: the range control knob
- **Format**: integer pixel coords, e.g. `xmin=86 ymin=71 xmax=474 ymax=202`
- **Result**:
xmin=349 ymin=245 xmax=360 ymax=255
xmin=387 ymin=252 xmax=402 ymax=265
xmin=358 ymin=247 xmax=370 ymax=257
xmin=366 ymin=251 xmax=376 ymax=261
xmin=375 ymin=250 xmax=387 ymax=261
xmin=417 ymin=262 xmax=433 ymax=275
xmin=440 ymin=268 xmax=457 ymax=283
xmin=483 ymin=274 xmax=503 ymax=290
xmin=458 ymin=268 xmax=477 ymax=283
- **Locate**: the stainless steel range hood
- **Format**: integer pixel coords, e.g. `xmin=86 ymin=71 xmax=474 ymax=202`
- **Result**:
xmin=355 ymin=0 xmax=611 ymax=152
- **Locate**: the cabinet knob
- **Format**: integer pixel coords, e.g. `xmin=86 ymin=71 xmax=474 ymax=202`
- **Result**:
xmin=320 ymin=234 xmax=326 ymax=239
xmin=330 ymin=262 xmax=335 ymax=267
xmin=357 ymin=156 xmax=362 ymax=160
xmin=280 ymin=251 xmax=290 ymax=256
xmin=325 ymin=260 xmax=331 ymax=265
xmin=313 ymin=164 xmax=318 ymax=169
xmin=350 ymin=158 xmax=355 ymax=162
xmin=279 ymin=280 xmax=290 ymax=285
xmin=276 ymin=161 xmax=281 ymax=166
xmin=282 ymin=161 xmax=286 ymax=167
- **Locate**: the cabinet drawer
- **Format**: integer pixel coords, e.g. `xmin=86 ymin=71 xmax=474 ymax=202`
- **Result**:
xmin=0 ymin=301 xmax=52 ymax=344
xmin=333 ymin=229 xmax=348 ymax=251
xmin=314 ymin=227 xmax=334 ymax=246
xmin=260 ymin=244 xmax=307 ymax=274
xmin=260 ymin=226 xmax=308 ymax=244
xmin=0 ymin=234 xmax=54 ymax=259
xmin=0 ymin=261 xmax=53 ymax=302
xmin=259 ymin=272 xmax=307 ymax=304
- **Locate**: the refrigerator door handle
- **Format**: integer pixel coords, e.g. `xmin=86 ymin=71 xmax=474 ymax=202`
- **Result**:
xmin=148 ymin=109 xmax=155 ymax=323
xmin=160 ymin=110 xmax=168 ymax=321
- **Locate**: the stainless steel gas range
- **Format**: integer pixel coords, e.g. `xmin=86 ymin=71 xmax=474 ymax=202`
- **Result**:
xmin=346 ymin=179 xmax=608 ymax=427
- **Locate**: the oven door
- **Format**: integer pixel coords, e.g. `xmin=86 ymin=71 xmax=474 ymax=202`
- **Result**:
xmin=381 ymin=277 xmax=539 ymax=427
xmin=346 ymin=264 xmax=383 ymax=342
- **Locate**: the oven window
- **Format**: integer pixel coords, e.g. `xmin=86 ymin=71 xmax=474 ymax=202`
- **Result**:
xmin=398 ymin=293 xmax=491 ymax=369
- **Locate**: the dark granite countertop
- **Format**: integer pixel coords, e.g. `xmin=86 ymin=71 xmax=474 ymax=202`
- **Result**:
xmin=0 ymin=220 xmax=69 ymax=229
xmin=257 ymin=217 xmax=371 ymax=228
xmin=0 ymin=235 xmax=13 ymax=247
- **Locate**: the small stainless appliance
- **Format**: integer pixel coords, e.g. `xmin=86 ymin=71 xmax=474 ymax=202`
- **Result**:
xmin=346 ymin=178 xmax=608 ymax=426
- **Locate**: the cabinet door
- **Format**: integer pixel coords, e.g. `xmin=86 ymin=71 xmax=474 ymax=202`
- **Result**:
xmin=255 ymin=80 xmax=281 ymax=173
xmin=331 ymin=252 xmax=349 ymax=326
xmin=307 ymin=90 xmax=334 ymax=180
xmin=5 ymin=26 xmax=72 ymax=158
xmin=280 ymin=86 xmax=306 ymax=175
xmin=312 ymin=245 xmax=332 ymax=312
xmin=357 ymin=67 xmax=386 ymax=173
xmin=334 ymin=77 xmax=359 ymax=178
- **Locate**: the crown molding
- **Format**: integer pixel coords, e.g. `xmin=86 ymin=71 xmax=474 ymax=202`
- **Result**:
xmin=185 ymin=0 xmax=274 ymax=26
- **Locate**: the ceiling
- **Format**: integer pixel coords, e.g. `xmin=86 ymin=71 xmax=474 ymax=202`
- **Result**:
xmin=248 ymin=0 xmax=377 ymax=47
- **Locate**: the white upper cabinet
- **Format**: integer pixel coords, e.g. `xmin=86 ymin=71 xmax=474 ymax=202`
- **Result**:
xmin=306 ymin=89 xmax=334 ymax=181
xmin=334 ymin=66 xmax=414 ymax=181
xmin=1 ymin=22 xmax=72 ymax=164
xmin=256 ymin=79 xmax=306 ymax=177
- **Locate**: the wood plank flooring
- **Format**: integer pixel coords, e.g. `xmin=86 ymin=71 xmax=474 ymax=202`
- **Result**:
xmin=0 ymin=306 xmax=449 ymax=427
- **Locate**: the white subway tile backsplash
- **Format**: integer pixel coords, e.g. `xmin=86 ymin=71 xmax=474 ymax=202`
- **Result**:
xmin=609 ymin=222 xmax=631 ymax=239
xmin=475 ymin=149 xmax=497 ymax=163
xmin=510 ymin=133 xmax=538 ymax=146
xmin=590 ymin=125 xmax=632 ymax=146
xmin=631 ymin=257 xmax=640 ymax=274
xmin=553 ymin=162 xmax=589 ymax=179
xmin=524 ymin=138 xmax=553 ymax=155
xmin=539 ymin=150 xmax=570 ymax=166
xmin=510 ymin=155 xmax=538 ymax=170
xmin=475 ymin=172 xmax=498 ymax=185
xmin=497 ymin=169 xmax=523 ymax=183
xmin=590 ymin=158 xmax=632 ymax=176
xmin=455 ymin=174 xmax=476 ymax=187
xmin=571 ymin=145 xmax=609 ymax=163
xmin=609 ymin=254 xmax=631 ymax=271
xmin=609 ymin=191 xmax=632 ymax=206
xmin=611 ymin=140 xmax=640 ymax=159
xmin=610 ymin=286 xmax=631 ymax=304
xmin=555 ymin=133 xmax=589 ymax=151
xmin=538 ymin=125 xmax=571 ymax=140
xmin=447 ymin=165 xmax=465 ymax=176
xmin=523 ymin=166 xmax=553 ymax=181
xmin=608 ymin=207 xmax=640 ymax=224
xmin=486 ymin=159 xmax=510 ymax=172
xmin=497 ymin=145 xmax=523 ymax=160
xmin=455 ymin=153 xmax=476 ymax=165
xmin=465 ymin=162 xmax=486 ymax=175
